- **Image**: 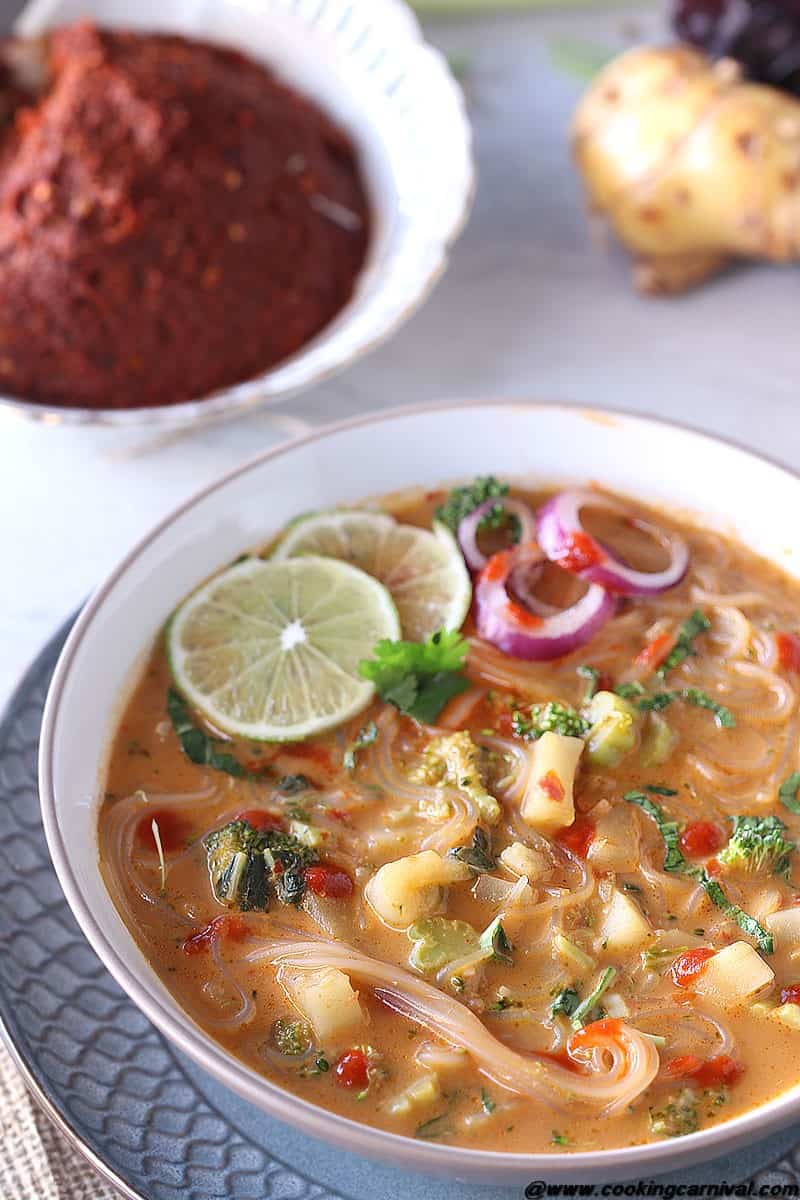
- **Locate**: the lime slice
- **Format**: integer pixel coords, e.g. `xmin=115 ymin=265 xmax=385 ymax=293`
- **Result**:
xmin=272 ymin=511 xmax=471 ymax=642
xmin=168 ymin=556 xmax=400 ymax=742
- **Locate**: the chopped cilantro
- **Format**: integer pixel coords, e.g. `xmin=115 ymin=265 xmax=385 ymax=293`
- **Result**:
xmin=657 ymin=611 xmax=711 ymax=677
xmin=448 ymin=827 xmax=496 ymax=874
xmin=577 ymin=665 xmax=600 ymax=701
xmin=779 ymin=771 xmax=800 ymax=815
xmin=359 ymin=629 xmax=470 ymax=724
xmin=624 ymin=790 xmax=689 ymax=873
xmin=550 ymin=987 xmax=580 ymax=1019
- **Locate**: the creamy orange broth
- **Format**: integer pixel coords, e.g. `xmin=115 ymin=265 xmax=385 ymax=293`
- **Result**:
xmin=99 ymin=487 xmax=800 ymax=1152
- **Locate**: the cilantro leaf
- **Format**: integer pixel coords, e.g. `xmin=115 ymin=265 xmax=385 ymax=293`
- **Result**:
xmin=657 ymin=611 xmax=711 ymax=678
xmin=624 ymin=790 xmax=689 ymax=873
xmin=779 ymin=771 xmax=800 ymax=815
xmin=358 ymin=629 xmax=470 ymax=723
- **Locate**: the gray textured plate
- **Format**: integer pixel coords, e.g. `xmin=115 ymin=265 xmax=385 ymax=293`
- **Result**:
xmin=3 ymin=620 xmax=800 ymax=1199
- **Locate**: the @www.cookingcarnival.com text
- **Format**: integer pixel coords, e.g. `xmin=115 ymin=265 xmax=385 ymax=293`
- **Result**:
xmin=524 ymin=1184 xmax=800 ymax=1198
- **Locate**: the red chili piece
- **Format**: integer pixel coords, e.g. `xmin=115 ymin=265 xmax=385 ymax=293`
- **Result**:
xmin=556 ymin=818 xmax=595 ymax=858
xmin=777 ymin=633 xmax=800 ymax=673
xmin=670 ymin=947 xmax=715 ymax=988
xmin=635 ymin=631 xmax=674 ymax=670
xmin=781 ymin=984 xmax=800 ymax=1005
xmin=181 ymin=914 xmax=248 ymax=954
xmin=665 ymin=1054 xmax=743 ymax=1087
xmin=234 ymin=808 xmax=283 ymax=831
xmin=679 ymin=821 xmax=725 ymax=859
xmin=554 ymin=531 xmax=603 ymax=574
xmin=334 ymin=1048 xmax=369 ymax=1090
xmin=304 ymin=865 xmax=354 ymax=899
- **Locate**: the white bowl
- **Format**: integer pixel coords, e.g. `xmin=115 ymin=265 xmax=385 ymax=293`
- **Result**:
xmin=39 ymin=402 xmax=800 ymax=1183
xmin=3 ymin=0 xmax=473 ymax=428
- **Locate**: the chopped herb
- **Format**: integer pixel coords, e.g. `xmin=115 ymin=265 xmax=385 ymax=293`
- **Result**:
xmin=436 ymin=476 xmax=512 ymax=536
xmin=615 ymin=681 xmax=646 ymax=700
xmin=167 ymin=688 xmax=258 ymax=779
xmin=779 ymin=771 xmax=800 ymax=815
xmin=512 ymin=701 xmax=589 ymax=741
xmin=550 ymin=987 xmax=580 ymax=1019
xmin=698 ymin=872 xmax=774 ymax=954
xmin=717 ymin=815 xmax=795 ymax=879
xmin=343 ymin=721 xmax=378 ymax=771
xmin=637 ymin=690 xmax=679 ymax=712
xmin=488 ymin=993 xmax=520 ymax=1012
xmin=415 ymin=1110 xmax=453 ymax=1139
xmin=479 ymin=916 xmax=512 ymax=965
xmin=577 ymin=665 xmax=600 ymax=701
xmin=624 ymin=791 xmax=689 ymax=873
xmin=643 ymin=944 xmax=688 ymax=969
xmin=645 ymin=785 xmax=678 ymax=796
xmin=570 ymin=966 xmax=616 ymax=1029
xmin=657 ymin=611 xmax=711 ymax=678
xmin=649 ymin=1089 xmax=699 ymax=1138
xmin=480 ymin=1088 xmax=496 ymax=1114
xmin=299 ymin=1054 xmax=330 ymax=1077
xmin=552 ymin=1131 xmax=569 ymax=1146
xmin=359 ymin=629 xmax=470 ymax=724
xmin=276 ymin=774 xmax=311 ymax=796
xmin=448 ymin=827 xmax=496 ymax=874
xmin=682 ymin=688 xmax=735 ymax=728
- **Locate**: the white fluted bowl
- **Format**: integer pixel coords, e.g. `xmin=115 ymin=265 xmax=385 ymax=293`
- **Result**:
xmin=3 ymin=0 xmax=473 ymax=427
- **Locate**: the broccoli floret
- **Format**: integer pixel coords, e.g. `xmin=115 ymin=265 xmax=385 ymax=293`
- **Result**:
xmin=203 ymin=821 xmax=318 ymax=910
xmin=435 ymin=476 xmax=511 ymax=535
xmin=203 ymin=820 xmax=271 ymax=911
xmin=272 ymin=1017 xmax=313 ymax=1056
xmin=649 ymin=1089 xmax=699 ymax=1138
xmin=717 ymin=815 xmax=795 ymax=879
xmin=411 ymin=731 xmax=501 ymax=824
xmin=407 ymin=917 xmax=479 ymax=972
xmin=512 ymin=702 xmax=589 ymax=742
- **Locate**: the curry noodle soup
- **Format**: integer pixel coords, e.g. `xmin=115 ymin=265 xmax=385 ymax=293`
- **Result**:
xmin=99 ymin=480 xmax=800 ymax=1153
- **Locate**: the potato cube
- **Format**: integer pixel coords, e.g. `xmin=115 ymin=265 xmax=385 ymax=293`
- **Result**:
xmin=693 ymin=941 xmax=774 ymax=1008
xmin=520 ymin=732 xmax=584 ymax=834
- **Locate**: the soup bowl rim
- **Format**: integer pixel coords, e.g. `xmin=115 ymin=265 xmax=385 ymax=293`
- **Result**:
xmin=38 ymin=399 xmax=800 ymax=1183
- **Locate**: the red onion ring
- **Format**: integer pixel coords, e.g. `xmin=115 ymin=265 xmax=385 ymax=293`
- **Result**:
xmin=457 ymin=498 xmax=536 ymax=572
xmin=536 ymin=490 xmax=689 ymax=596
xmin=475 ymin=542 xmax=616 ymax=661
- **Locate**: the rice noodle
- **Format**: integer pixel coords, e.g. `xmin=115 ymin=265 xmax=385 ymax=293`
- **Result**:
xmin=246 ymin=937 xmax=658 ymax=1113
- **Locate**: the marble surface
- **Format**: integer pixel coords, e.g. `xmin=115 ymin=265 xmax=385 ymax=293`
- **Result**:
xmin=2 ymin=0 xmax=799 ymax=708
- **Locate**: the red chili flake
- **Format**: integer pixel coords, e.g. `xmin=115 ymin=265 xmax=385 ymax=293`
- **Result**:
xmin=679 ymin=821 xmax=725 ymax=859
xmin=304 ymin=865 xmax=354 ymax=899
xmin=780 ymin=984 xmax=800 ymax=1005
xmin=553 ymin=531 xmax=603 ymax=574
xmin=505 ymin=600 xmax=543 ymax=629
xmin=705 ymin=857 xmax=722 ymax=877
xmin=334 ymin=1048 xmax=369 ymax=1090
xmin=776 ymin=632 xmax=800 ymax=673
xmin=135 ymin=809 xmax=190 ymax=852
xmin=665 ymin=1053 xmax=743 ymax=1087
xmin=635 ymin=631 xmax=675 ymax=670
xmin=181 ymin=914 xmax=248 ymax=955
xmin=568 ymin=1017 xmax=623 ymax=1050
xmin=495 ymin=710 xmax=515 ymax=737
xmin=327 ymin=809 xmax=351 ymax=824
xmin=670 ymin=947 xmax=715 ymax=988
xmin=481 ymin=549 xmax=514 ymax=584
xmin=539 ymin=770 xmax=565 ymax=805
xmin=556 ymin=818 xmax=595 ymax=858
xmin=234 ymin=808 xmax=283 ymax=831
